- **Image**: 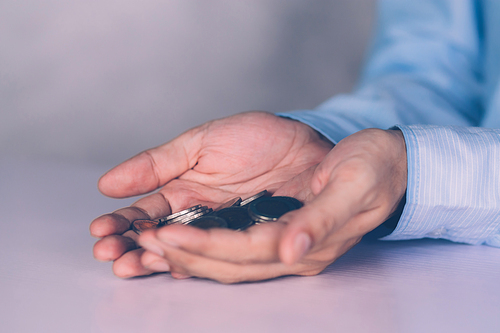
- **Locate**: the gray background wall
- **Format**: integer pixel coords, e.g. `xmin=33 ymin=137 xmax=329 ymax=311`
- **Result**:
xmin=0 ymin=0 xmax=375 ymax=168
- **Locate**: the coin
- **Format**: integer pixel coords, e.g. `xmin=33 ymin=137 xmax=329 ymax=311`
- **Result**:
xmin=133 ymin=191 xmax=301 ymax=233
xmin=176 ymin=209 xmax=213 ymax=225
xmin=240 ymin=190 xmax=269 ymax=206
xmin=165 ymin=206 xmax=212 ymax=225
xmin=132 ymin=219 xmax=159 ymax=234
xmin=157 ymin=204 xmax=203 ymax=224
xmin=215 ymin=197 xmax=242 ymax=211
xmin=215 ymin=206 xmax=254 ymax=230
xmin=272 ymin=196 xmax=303 ymax=210
xmin=188 ymin=216 xmax=228 ymax=230
xmin=248 ymin=196 xmax=301 ymax=222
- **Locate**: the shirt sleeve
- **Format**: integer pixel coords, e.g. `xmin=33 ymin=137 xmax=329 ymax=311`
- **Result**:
xmin=382 ymin=125 xmax=500 ymax=247
xmin=278 ymin=0 xmax=484 ymax=144
xmin=278 ymin=0 xmax=500 ymax=246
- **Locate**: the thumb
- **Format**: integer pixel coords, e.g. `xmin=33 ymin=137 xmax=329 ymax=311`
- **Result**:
xmin=98 ymin=128 xmax=203 ymax=198
xmin=278 ymin=178 xmax=361 ymax=265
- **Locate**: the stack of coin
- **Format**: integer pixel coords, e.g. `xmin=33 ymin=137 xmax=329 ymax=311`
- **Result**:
xmin=193 ymin=191 xmax=302 ymax=230
xmin=214 ymin=197 xmax=242 ymax=211
xmin=131 ymin=190 xmax=303 ymax=234
xmin=240 ymin=190 xmax=269 ymax=206
xmin=157 ymin=204 xmax=213 ymax=226
xmin=204 ymin=190 xmax=270 ymax=231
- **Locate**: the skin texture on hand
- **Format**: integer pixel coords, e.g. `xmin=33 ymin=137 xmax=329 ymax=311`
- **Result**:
xmin=90 ymin=111 xmax=334 ymax=279
xmin=137 ymin=128 xmax=408 ymax=283
xmin=91 ymin=111 xmax=407 ymax=283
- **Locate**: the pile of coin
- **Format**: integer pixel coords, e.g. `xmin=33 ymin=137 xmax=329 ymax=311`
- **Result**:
xmin=131 ymin=190 xmax=303 ymax=234
xmin=157 ymin=205 xmax=213 ymax=226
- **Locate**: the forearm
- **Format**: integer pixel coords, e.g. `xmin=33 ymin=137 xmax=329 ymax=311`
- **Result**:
xmin=279 ymin=0 xmax=483 ymax=144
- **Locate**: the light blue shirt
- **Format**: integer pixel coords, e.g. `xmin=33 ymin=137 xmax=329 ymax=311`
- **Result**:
xmin=279 ymin=0 xmax=500 ymax=247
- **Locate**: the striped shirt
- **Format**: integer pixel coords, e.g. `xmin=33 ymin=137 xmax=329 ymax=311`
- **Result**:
xmin=279 ymin=0 xmax=500 ymax=246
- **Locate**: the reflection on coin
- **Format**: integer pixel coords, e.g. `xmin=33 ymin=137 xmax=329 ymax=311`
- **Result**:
xmin=188 ymin=216 xmax=228 ymax=230
xmin=177 ymin=210 xmax=212 ymax=225
xmin=249 ymin=196 xmax=301 ymax=222
xmin=215 ymin=197 xmax=242 ymax=211
xmin=166 ymin=206 xmax=212 ymax=225
xmin=132 ymin=219 xmax=159 ymax=234
xmin=157 ymin=204 xmax=202 ymax=224
xmin=240 ymin=190 xmax=269 ymax=206
xmin=215 ymin=207 xmax=254 ymax=230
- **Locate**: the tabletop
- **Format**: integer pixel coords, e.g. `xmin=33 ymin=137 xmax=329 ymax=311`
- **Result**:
xmin=1 ymin=157 xmax=499 ymax=333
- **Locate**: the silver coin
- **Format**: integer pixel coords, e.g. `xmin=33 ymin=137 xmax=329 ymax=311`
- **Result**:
xmin=166 ymin=206 xmax=208 ymax=221
xmin=178 ymin=210 xmax=211 ymax=225
xmin=240 ymin=190 xmax=269 ymax=206
xmin=248 ymin=208 xmax=274 ymax=223
xmin=167 ymin=207 xmax=212 ymax=225
xmin=215 ymin=197 xmax=242 ymax=211
xmin=157 ymin=204 xmax=203 ymax=224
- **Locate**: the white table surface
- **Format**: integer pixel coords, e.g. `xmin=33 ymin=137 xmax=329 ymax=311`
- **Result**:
xmin=1 ymin=158 xmax=499 ymax=333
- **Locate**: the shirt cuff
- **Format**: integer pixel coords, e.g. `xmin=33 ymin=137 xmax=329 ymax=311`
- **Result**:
xmin=381 ymin=125 xmax=500 ymax=246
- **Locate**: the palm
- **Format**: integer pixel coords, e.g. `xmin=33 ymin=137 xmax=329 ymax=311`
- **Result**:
xmin=158 ymin=112 xmax=332 ymax=210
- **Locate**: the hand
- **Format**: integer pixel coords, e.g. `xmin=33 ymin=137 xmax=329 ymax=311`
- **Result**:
xmin=90 ymin=111 xmax=333 ymax=278
xmin=137 ymin=128 xmax=407 ymax=283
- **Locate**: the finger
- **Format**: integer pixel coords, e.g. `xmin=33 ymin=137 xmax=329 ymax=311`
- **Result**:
xmin=90 ymin=193 xmax=171 ymax=238
xmin=98 ymin=128 xmax=204 ymax=198
xmin=278 ymin=178 xmax=364 ymax=265
xmin=278 ymin=130 xmax=408 ymax=265
xmin=140 ymin=223 xmax=285 ymax=264
xmin=158 ymin=242 xmax=302 ymax=284
xmin=122 ymin=229 xmax=140 ymax=242
xmin=93 ymin=234 xmax=138 ymax=262
xmin=141 ymin=227 xmax=334 ymax=283
xmin=90 ymin=212 xmax=132 ymax=238
xmin=141 ymin=251 xmax=171 ymax=273
xmin=112 ymin=248 xmax=156 ymax=278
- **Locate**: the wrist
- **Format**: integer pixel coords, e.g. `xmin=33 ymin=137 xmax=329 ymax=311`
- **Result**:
xmin=383 ymin=129 xmax=408 ymax=230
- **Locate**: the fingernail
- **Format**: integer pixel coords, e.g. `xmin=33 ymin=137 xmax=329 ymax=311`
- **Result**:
xmin=294 ymin=232 xmax=311 ymax=260
xmin=141 ymin=242 xmax=164 ymax=257
xmin=146 ymin=260 xmax=170 ymax=272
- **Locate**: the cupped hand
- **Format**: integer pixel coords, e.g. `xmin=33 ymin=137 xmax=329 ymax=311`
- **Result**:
xmin=90 ymin=111 xmax=333 ymax=278
xmin=137 ymin=128 xmax=407 ymax=283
